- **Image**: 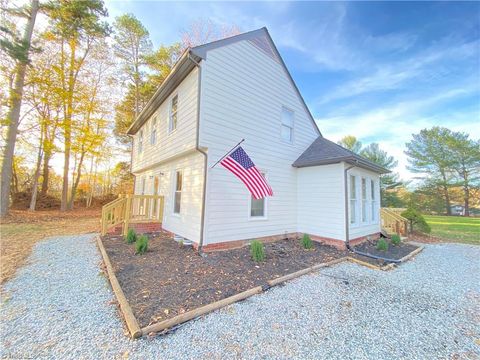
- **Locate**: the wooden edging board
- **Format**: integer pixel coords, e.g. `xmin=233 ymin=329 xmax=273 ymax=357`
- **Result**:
xmin=96 ymin=236 xmax=423 ymax=339
xmin=95 ymin=235 xmax=142 ymax=339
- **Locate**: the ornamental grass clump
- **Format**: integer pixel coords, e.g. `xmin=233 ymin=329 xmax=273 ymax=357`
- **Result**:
xmin=391 ymin=234 xmax=401 ymax=246
xmin=302 ymin=233 xmax=313 ymax=249
xmin=376 ymin=238 xmax=388 ymax=251
xmin=135 ymin=235 xmax=148 ymax=255
xmin=250 ymin=240 xmax=265 ymax=262
xmin=125 ymin=229 xmax=137 ymax=244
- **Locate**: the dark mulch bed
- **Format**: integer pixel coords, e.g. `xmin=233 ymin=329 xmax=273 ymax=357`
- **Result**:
xmin=101 ymin=232 xmax=347 ymax=328
xmin=351 ymin=238 xmax=420 ymax=267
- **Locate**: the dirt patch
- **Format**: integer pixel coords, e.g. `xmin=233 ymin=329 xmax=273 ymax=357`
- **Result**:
xmin=407 ymin=231 xmax=444 ymax=244
xmin=351 ymin=239 xmax=420 ymax=267
xmin=101 ymin=233 xmax=347 ymax=328
xmin=0 ymin=208 xmax=101 ymax=284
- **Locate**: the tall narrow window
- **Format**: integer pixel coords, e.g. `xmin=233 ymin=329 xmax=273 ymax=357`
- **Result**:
xmin=174 ymin=170 xmax=182 ymax=214
xmin=169 ymin=95 xmax=178 ymax=132
xmin=150 ymin=117 xmax=157 ymax=145
xmin=349 ymin=175 xmax=357 ymax=224
xmin=250 ymin=172 xmax=267 ymax=218
xmin=371 ymin=179 xmax=376 ymax=222
xmin=361 ymin=178 xmax=367 ymax=222
xmin=138 ymin=130 xmax=143 ymax=154
xmin=281 ymin=107 xmax=294 ymax=142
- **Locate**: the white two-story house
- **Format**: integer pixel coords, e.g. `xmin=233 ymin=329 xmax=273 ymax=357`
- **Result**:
xmin=127 ymin=27 xmax=388 ymax=251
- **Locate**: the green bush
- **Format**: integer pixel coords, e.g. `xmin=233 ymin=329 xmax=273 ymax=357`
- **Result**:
xmin=135 ymin=235 xmax=148 ymax=255
xmin=391 ymin=234 xmax=401 ymax=246
xmin=125 ymin=229 xmax=137 ymax=244
xmin=302 ymin=233 xmax=313 ymax=249
xmin=401 ymin=207 xmax=431 ymax=233
xmin=250 ymin=240 xmax=265 ymax=262
xmin=376 ymin=238 xmax=388 ymax=251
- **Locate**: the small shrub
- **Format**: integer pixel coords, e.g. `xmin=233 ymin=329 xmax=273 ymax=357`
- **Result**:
xmin=179 ymin=239 xmax=184 ymax=247
xmin=302 ymin=233 xmax=313 ymax=249
xmin=376 ymin=238 xmax=388 ymax=251
xmin=125 ymin=229 xmax=137 ymax=244
xmin=250 ymin=240 xmax=265 ymax=262
xmin=391 ymin=234 xmax=401 ymax=246
xmin=135 ymin=235 xmax=148 ymax=255
xmin=401 ymin=207 xmax=431 ymax=233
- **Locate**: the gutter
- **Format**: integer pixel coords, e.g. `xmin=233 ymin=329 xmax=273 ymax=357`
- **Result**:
xmin=343 ymin=162 xmax=401 ymax=264
xmin=188 ymin=53 xmax=208 ymax=254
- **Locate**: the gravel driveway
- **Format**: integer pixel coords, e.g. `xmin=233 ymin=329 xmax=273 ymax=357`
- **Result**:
xmin=1 ymin=235 xmax=479 ymax=359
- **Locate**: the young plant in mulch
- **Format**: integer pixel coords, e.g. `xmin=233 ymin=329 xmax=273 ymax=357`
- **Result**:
xmin=391 ymin=234 xmax=401 ymax=246
xmin=125 ymin=229 xmax=137 ymax=244
xmin=250 ymin=240 xmax=265 ymax=262
xmin=302 ymin=233 xmax=313 ymax=249
xmin=376 ymin=238 xmax=388 ymax=251
xmin=135 ymin=235 xmax=149 ymax=255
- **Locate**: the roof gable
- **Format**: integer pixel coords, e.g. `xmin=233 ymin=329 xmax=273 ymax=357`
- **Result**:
xmin=293 ymin=137 xmax=390 ymax=174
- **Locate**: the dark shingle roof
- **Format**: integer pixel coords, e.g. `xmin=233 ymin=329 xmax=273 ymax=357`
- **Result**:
xmin=292 ymin=137 xmax=390 ymax=174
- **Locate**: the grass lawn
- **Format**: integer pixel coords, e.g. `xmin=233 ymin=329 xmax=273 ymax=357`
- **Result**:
xmin=0 ymin=208 xmax=100 ymax=284
xmin=423 ymin=215 xmax=480 ymax=245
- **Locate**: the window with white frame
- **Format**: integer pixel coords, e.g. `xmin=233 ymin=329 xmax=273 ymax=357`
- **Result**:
xmin=250 ymin=172 xmax=267 ymax=218
xmin=173 ymin=170 xmax=182 ymax=214
xmin=371 ymin=179 xmax=377 ymax=222
xmin=138 ymin=130 xmax=143 ymax=154
xmin=141 ymin=177 xmax=146 ymax=195
xmin=169 ymin=95 xmax=178 ymax=132
xmin=150 ymin=117 xmax=157 ymax=145
xmin=349 ymin=175 xmax=357 ymax=224
xmin=361 ymin=178 xmax=368 ymax=223
xmin=281 ymin=107 xmax=294 ymax=142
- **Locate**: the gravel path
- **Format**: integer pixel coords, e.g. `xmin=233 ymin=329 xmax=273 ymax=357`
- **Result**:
xmin=1 ymin=235 xmax=479 ymax=359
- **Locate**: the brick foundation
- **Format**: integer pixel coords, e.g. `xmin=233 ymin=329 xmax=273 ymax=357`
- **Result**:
xmin=308 ymin=232 xmax=381 ymax=250
xmin=106 ymin=222 xmax=163 ymax=236
xmin=196 ymin=232 xmax=300 ymax=252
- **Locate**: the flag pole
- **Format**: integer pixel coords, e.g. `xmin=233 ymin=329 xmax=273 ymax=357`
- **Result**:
xmin=210 ymin=138 xmax=245 ymax=169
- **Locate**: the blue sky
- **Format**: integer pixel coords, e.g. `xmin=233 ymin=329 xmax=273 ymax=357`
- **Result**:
xmin=106 ymin=1 xmax=480 ymax=180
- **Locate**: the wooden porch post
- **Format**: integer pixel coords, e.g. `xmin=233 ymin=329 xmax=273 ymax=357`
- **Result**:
xmin=123 ymin=195 xmax=132 ymax=236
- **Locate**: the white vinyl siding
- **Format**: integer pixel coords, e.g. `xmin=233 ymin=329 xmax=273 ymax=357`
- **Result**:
xmin=281 ymin=107 xmax=294 ymax=143
xmin=150 ymin=117 xmax=157 ymax=145
xmin=200 ymin=39 xmax=319 ymax=245
xmin=138 ymin=130 xmax=143 ymax=154
xmin=169 ymin=94 xmax=178 ymax=132
xmin=131 ymin=68 xmax=198 ymax=173
xmin=173 ymin=170 xmax=182 ymax=214
xmin=350 ymin=175 xmax=357 ymax=225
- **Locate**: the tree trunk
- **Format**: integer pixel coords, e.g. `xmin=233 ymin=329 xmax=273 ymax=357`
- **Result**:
xmin=41 ymin=150 xmax=51 ymax=195
xmin=29 ymin=123 xmax=44 ymax=211
xmin=68 ymin=150 xmax=85 ymax=210
xmin=440 ymin=171 xmax=452 ymax=216
xmin=0 ymin=0 xmax=39 ymax=218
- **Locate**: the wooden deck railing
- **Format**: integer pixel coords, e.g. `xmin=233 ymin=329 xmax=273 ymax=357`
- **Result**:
xmin=380 ymin=207 xmax=409 ymax=236
xmin=101 ymin=194 xmax=164 ymax=236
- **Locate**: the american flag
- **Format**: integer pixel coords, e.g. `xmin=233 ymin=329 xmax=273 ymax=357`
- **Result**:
xmin=220 ymin=146 xmax=273 ymax=199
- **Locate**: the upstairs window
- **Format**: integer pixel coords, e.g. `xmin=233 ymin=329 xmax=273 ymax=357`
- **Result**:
xmin=169 ymin=95 xmax=178 ymax=132
xmin=361 ymin=178 xmax=367 ymax=223
xmin=349 ymin=175 xmax=357 ymax=224
xmin=138 ymin=130 xmax=143 ymax=154
xmin=173 ymin=170 xmax=182 ymax=214
xmin=150 ymin=117 xmax=157 ymax=145
xmin=281 ymin=107 xmax=294 ymax=142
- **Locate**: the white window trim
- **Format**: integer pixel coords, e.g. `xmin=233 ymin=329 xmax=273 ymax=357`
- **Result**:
xmin=280 ymin=106 xmax=294 ymax=144
xmin=172 ymin=169 xmax=182 ymax=216
xmin=248 ymin=171 xmax=268 ymax=221
xmin=361 ymin=177 xmax=368 ymax=224
xmin=168 ymin=94 xmax=178 ymax=134
xmin=371 ymin=178 xmax=379 ymax=224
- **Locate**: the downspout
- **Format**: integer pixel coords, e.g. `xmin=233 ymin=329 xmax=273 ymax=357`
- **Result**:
xmin=188 ymin=53 xmax=208 ymax=254
xmin=344 ymin=162 xmax=401 ymax=263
